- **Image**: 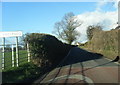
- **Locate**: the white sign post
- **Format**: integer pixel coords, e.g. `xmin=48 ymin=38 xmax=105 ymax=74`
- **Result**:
xmin=0 ymin=31 xmax=22 ymax=69
xmin=12 ymin=45 xmax=14 ymax=67
xmin=16 ymin=37 xmax=19 ymax=67
xmin=27 ymin=43 xmax=30 ymax=62
xmin=2 ymin=38 xmax=5 ymax=70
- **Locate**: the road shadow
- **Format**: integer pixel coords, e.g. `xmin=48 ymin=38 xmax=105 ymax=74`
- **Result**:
xmin=41 ymin=47 xmax=103 ymax=84
xmin=36 ymin=47 xmax=119 ymax=84
xmin=34 ymin=47 xmax=104 ymax=84
xmin=58 ymin=47 xmax=103 ymax=67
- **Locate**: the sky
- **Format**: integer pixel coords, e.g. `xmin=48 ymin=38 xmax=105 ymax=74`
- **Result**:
xmin=0 ymin=0 xmax=119 ymax=44
xmin=2 ymin=2 xmax=98 ymax=33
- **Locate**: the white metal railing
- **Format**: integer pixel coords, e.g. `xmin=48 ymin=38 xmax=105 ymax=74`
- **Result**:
xmin=0 ymin=38 xmax=30 ymax=70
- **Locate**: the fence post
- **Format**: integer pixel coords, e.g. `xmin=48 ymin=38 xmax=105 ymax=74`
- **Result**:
xmin=2 ymin=38 xmax=5 ymax=70
xmin=16 ymin=37 xmax=19 ymax=67
xmin=12 ymin=44 xmax=14 ymax=67
xmin=27 ymin=43 xmax=30 ymax=62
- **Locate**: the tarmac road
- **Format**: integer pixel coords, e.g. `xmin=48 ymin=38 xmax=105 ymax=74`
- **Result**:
xmin=35 ymin=47 xmax=119 ymax=84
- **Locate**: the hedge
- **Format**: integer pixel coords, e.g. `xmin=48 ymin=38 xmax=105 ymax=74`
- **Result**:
xmin=25 ymin=33 xmax=74 ymax=67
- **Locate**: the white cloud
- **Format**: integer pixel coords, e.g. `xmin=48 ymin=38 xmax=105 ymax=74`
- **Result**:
xmin=113 ymin=0 xmax=120 ymax=8
xmin=96 ymin=0 xmax=120 ymax=9
xmin=96 ymin=0 xmax=108 ymax=11
xmin=75 ymin=1 xmax=118 ymax=43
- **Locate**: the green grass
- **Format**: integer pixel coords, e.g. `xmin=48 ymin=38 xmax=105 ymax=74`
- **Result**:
xmin=2 ymin=50 xmax=52 ymax=84
xmin=2 ymin=62 xmax=43 ymax=83
xmin=4 ymin=50 xmax=28 ymax=70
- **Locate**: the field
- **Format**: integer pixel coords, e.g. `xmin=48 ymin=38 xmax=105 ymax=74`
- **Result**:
xmin=3 ymin=50 xmax=28 ymax=70
xmin=2 ymin=50 xmax=45 ymax=83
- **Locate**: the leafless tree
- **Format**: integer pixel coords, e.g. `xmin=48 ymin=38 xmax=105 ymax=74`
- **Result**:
xmin=53 ymin=12 xmax=82 ymax=45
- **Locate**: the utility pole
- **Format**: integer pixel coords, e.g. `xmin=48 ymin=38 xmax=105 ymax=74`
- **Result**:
xmin=118 ymin=1 xmax=120 ymax=58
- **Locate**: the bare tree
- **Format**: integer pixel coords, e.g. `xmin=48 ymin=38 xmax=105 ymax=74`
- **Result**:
xmin=53 ymin=12 xmax=82 ymax=45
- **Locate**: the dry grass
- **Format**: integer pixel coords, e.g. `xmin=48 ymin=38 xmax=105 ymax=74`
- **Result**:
xmin=80 ymin=29 xmax=119 ymax=61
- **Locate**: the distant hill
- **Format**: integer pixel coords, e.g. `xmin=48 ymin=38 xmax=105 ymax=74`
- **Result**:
xmin=83 ymin=29 xmax=120 ymax=60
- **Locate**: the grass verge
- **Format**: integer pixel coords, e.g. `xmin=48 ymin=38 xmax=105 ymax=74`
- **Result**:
xmin=79 ymin=46 xmax=118 ymax=60
xmin=2 ymin=62 xmax=45 ymax=84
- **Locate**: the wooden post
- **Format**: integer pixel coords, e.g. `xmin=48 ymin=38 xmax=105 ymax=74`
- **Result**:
xmin=12 ymin=45 xmax=14 ymax=67
xmin=16 ymin=37 xmax=19 ymax=67
xmin=27 ymin=43 xmax=30 ymax=62
xmin=2 ymin=38 xmax=5 ymax=69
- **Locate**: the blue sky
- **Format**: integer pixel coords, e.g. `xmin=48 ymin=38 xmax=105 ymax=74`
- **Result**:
xmin=2 ymin=2 xmax=97 ymax=34
xmin=2 ymin=2 xmax=116 ymax=34
xmin=1 ymin=1 xmax=118 ymax=44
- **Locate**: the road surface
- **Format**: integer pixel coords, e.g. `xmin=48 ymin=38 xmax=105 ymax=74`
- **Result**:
xmin=34 ymin=47 xmax=119 ymax=84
